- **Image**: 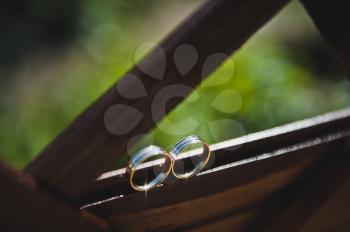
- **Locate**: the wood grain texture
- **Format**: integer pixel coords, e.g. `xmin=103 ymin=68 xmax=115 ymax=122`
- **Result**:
xmin=80 ymin=108 xmax=350 ymax=204
xmin=249 ymin=139 xmax=350 ymax=231
xmin=80 ymin=109 xmax=350 ymax=231
xmin=84 ymin=131 xmax=350 ymax=231
xmin=302 ymin=0 xmax=350 ymax=78
xmin=26 ymin=0 xmax=290 ymax=200
xmin=0 ymin=162 xmax=108 ymax=232
xmin=300 ymin=173 xmax=350 ymax=232
xmin=181 ymin=140 xmax=350 ymax=232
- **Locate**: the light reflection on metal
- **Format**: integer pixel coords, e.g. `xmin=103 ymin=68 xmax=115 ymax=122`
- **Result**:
xmin=97 ymin=107 xmax=350 ymax=182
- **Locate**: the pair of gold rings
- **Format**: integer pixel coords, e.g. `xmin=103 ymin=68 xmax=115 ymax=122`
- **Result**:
xmin=126 ymin=135 xmax=211 ymax=191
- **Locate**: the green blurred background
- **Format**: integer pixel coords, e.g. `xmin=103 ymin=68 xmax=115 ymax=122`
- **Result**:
xmin=0 ymin=0 xmax=349 ymax=169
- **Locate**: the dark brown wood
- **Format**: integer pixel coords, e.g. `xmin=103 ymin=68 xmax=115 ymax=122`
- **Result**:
xmin=300 ymin=172 xmax=350 ymax=231
xmin=0 ymin=162 xmax=108 ymax=232
xmin=79 ymin=109 xmax=350 ymax=231
xmin=302 ymin=0 xmax=350 ymax=78
xmin=80 ymin=108 xmax=350 ymax=204
xmin=83 ymin=130 xmax=350 ymax=231
xmin=26 ymin=0 xmax=290 ymax=200
xmin=250 ymin=139 xmax=350 ymax=231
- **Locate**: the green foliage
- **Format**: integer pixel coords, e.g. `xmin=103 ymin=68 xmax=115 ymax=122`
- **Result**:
xmin=127 ymin=38 xmax=350 ymax=166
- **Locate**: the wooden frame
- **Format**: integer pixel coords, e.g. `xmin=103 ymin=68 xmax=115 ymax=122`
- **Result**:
xmin=1 ymin=0 xmax=349 ymax=231
xmin=81 ymin=108 xmax=350 ymax=231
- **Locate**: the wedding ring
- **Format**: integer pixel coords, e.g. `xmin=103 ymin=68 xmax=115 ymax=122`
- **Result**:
xmin=170 ymin=135 xmax=211 ymax=179
xmin=127 ymin=145 xmax=172 ymax=191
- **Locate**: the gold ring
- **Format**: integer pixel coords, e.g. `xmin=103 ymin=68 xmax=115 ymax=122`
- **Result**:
xmin=127 ymin=145 xmax=172 ymax=191
xmin=170 ymin=135 xmax=211 ymax=179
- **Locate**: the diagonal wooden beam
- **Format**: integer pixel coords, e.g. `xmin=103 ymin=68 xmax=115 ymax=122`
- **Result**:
xmin=302 ymin=0 xmax=350 ymax=79
xmin=0 ymin=162 xmax=109 ymax=232
xmin=26 ymin=0 xmax=290 ymax=199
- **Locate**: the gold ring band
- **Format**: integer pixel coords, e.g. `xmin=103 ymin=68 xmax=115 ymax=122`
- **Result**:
xmin=127 ymin=145 xmax=172 ymax=191
xmin=170 ymin=135 xmax=211 ymax=179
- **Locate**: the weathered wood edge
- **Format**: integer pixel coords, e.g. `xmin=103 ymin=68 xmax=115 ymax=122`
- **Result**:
xmin=83 ymin=128 xmax=350 ymax=217
xmin=79 ymin=107 xmax=350 ymax=204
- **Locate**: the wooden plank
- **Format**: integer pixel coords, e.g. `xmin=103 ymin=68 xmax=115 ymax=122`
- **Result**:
xmin=187 ymin=138 xmax=350 ymax=232
xmin=300 ymin=174 xmax=350 ymax=231
xmin=0 ymin=162 xmax=109 ymax=232
xmin=26 ymin=0 xmax=290 ymax=199
xmin=302 ymin=0 xmax=350 ymax=77
xmin=93 ymin=149 xmax=318 ymax=231
xmin=83 ymin=130 xmax=350 ymax=231
xmin=80 ymin=108 xmax=350 ymax=204
xmin=170 ymin=140 xmax=350 ymax=232
xmin=248 ymin=139 xmax=350 ymax=231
